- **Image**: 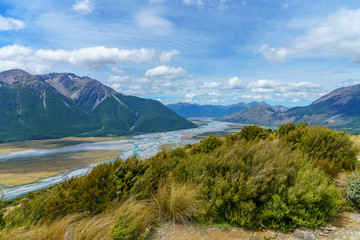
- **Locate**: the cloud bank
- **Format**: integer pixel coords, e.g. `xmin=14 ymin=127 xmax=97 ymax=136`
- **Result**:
xmin=260 ymin=8 xmax=360 ymax=64
xmin=0 ymin=45 xmax=156 ymax=73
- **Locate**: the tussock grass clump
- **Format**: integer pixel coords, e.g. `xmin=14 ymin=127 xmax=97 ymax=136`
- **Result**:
xmin=153 ymin=181 xmax=202 ymax=223
xmin=109 ymin=200 xmax=157 ymax=240
xmin=1 ymin=201 xmax=153 ymax=240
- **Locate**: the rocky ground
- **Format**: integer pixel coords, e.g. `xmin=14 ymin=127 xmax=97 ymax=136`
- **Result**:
xmin=152 ymin=211 xmax=360 ymax=240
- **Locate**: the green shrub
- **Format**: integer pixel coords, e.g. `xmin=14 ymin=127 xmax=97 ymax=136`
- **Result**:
xmin=109 ymin=200 xmax=156 ymax=240
xmin=197 ymin=140 xmax=300 ymax=228
xmin=190 ymin=136 xmax=222 ymax=154
xmin=345 ymin=171 xmax=360 ymax=207
xmin=113 ymin=157 xmax=147 ymax=199
xmin=280 ymin=124 xmax=357 ymax=175
xmin=3 ymin=189 xmax=52 ymax=227
xmin=240 ymin=125 xmax=267 ymax=141
xmin=200 ymin=136 xmax=222 ymax=153
xmin=262 ymin=165 xmax=341 ymax=231
xmin=276 ymin=122 xmax=296 ymax=138
xmin=45 ymin=161 xmax=118 ymax=218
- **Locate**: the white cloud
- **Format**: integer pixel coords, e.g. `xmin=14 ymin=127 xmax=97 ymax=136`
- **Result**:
xmin=227 ymin=76 xmax=243 ymax=89
xmin=108 ymin=75 xmax=131 ymax=83
xmin=145 ymin=65 xmax=191 ymax=79
xmin=241 ymin=95 xmax=273 ymax=101
xmin=200 ymin=81 xmax=221 ymax=88
xmin=185 ymin=93 xmax=196 ymax=102
xmin=135 ymin=10 xmax=172 ymax=34
xmin=72 ymin=0 xmax=94 ymax=14
xmin=182 ymin=0 xmax=229 ymax=9
xmin=247 ymin=79 xmax=322 ymax=94
xmin=111 ymin=67 xmax=126 ymax=75
xmin=260 ymin=8 xmax=360 ymax=64
xmin=0 ymin=45 xmax=156 ymax=73
xmin=159 ymin=50 xmax=180 ymax=64
xmin=0 ymin=15 xmax=25 ymax=31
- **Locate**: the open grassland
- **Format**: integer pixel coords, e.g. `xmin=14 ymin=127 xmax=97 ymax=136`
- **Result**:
xmin=0 ymin=150 xmax=121 ymax=186
xmin=0 ymin=136 xmax=125 ymax=154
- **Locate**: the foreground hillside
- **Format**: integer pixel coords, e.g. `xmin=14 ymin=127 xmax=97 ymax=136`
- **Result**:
xmin=0 ymin=69 xmax=196 ymax=143
xmin=220 ymin=84 xmax=360 ymax=133
xmin=1 ymin=123 xmax=359 ymax=239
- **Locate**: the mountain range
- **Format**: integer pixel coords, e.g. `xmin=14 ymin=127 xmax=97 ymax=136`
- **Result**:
xmin=166 ymin=102 xmax=289 ymax=118
xmin=0 ymin=69 xmax=196 ymax=142
xmin=220 ymin=84 xmax=360 ymax=133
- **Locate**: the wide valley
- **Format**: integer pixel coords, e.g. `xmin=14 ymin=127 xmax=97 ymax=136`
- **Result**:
xmin=0 ymin=121 xmax=243 ymax=200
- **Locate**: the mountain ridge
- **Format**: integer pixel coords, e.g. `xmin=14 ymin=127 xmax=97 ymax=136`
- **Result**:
xmin=166 ymin=101 xmax=290 ymax=118
xmin=219 ymin=84 xmax=360 ymax=133
xmin=0 ymin=69 xmax=196 ymax=142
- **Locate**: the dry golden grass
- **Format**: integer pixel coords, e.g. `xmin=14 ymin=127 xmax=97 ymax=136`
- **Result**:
xmin=153 ymin=181 xmax=202 ymax=223
xmin=350 ymin=135 xmax=360 ymax=153
xmin=0 ymin=150 xmax=121 ymax=186
xmin=0 ymin=201 xmax=128 ymax=240
xmin=0 ymin=200 xmax=160 ymax=240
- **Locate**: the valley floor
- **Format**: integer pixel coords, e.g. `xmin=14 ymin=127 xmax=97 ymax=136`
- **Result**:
xmin=0 ymin=150 xmax=121 ymax=186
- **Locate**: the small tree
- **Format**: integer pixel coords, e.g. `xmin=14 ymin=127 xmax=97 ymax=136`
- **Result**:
xmin=240 ymin=125 xmax=266 ymax=141
xmin=201 ymin=135 xmax=222 ymax=153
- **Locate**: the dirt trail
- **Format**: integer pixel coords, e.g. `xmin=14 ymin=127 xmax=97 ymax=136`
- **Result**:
xmin=152 ymin=211 xmax=360 ymax=240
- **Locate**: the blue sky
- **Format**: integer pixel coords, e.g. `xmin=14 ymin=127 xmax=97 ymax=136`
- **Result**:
xmin=1 ymin=0 xmax=360 ymax=106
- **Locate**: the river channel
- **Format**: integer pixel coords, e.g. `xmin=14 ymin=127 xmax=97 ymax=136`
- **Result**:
xmin=2 ymin=121 xmax=235 ymax=200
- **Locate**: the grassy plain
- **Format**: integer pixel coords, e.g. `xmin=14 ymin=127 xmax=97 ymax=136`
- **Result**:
xmin=0 ymin=150 xmax=121 ymax=186
xmin=0 ymin=136 xmax=124 ymax=186
xmin=0 ymin=136 xmax=124 ymax=154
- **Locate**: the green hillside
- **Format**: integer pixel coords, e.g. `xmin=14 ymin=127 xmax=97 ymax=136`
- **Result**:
xmin=0 ymin=84 xmax=100 ymax=142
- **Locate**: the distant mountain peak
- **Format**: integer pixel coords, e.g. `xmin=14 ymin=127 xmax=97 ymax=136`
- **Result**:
xmin=43 ymin=72 xmax=122 ymax=111
xmin=0 ymin=69 xmax=34 ymax=86
xmin=312 ymin=84 xmax=360 ymax=106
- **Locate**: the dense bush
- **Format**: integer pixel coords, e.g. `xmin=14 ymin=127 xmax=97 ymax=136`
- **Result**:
xmin=45 ymin=161 xmax=118 ymax=219
xmin=240 ymin=125 xmax=268 ymax=141
xmin=276 ymin=122 xmax=296 ymax=138
xmin=279 ymin=123 xmax=357 ymax=176
xmin=345 ymin=171 xmax=360 ymax=207
xmin=112 ymin=156 xmax=147 ymax=199
xmin=262 ymin=165 xmax=340 ymax=231
xmin=190 ymin=135 xmax=222 ymax=154
xmin=4 ymin=189 xmax=52 ymax=227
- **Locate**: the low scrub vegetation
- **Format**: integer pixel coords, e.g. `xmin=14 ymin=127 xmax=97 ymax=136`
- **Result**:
xmin=0 ymin=123 xmax=358 ymax=238
xmin=345 ymin=171 xmax=360 ymax=207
